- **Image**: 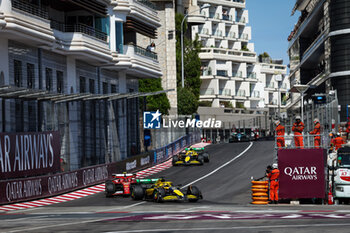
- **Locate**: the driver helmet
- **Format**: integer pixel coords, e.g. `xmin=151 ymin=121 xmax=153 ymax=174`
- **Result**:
xmin=314 ymin=118 xmax=319 ymax=124
xmin=275 ymin=120 xmax=280 ymax=126
xmin=295 ymin=116 xmax=301 ymax=120
xmin=337 ymin=132 xmax=341 ymax=137
xmin=272 ymin=163 xmax=278 ymax=169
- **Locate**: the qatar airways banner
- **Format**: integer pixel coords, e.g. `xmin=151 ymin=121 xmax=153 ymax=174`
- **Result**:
xmin=278 ymin=149 xmax=327 ymax=199
xmin=0 ymin=131 xmax=61 ymax=179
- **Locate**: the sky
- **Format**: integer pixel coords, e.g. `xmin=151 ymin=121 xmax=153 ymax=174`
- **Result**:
xmin=246 ymin=0 xmax=300 ymax=66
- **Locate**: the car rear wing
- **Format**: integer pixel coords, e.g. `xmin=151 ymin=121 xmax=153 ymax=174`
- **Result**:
xmin=136 ymin=178 xmax=160 ymax=184
xmin=185 ymin=147 xmax=204 ymax=151
xmin=112 ymin=173 xmax=136 ymax=178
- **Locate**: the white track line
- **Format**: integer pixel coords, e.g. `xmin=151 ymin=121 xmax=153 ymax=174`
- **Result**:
xmin=104 ymin=223 xmax=350 ymax=233
xmin=182 ymin=142 xmax=253 ymax=188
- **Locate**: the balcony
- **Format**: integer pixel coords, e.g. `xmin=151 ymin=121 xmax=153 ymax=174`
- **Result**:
xmin=200 ymin=28 xmax=210 ymax=36
xmin=136 ymin=0 xmax=156 ymax=10
xmin=216 ymin=70 xmax=228 ymax=77
xmin=232 ymin=71 xmax=243 ymax=80
xmin=200 ymin=48 xmax=256 ymax=63
xmin=219 ymin=89 xmax=232 ymax=96
xmin=266 ymin=82 xmax=275 ymax=89
xmin=236 ymin=89 xmax=246 ymax=97
xmin=200 ymin=88 xmax=215 ymax=96
xmin=209 ymin=12 xmax=221 ymax=20
xmin=4 ymin=0 xmax=54 ymax=46
xmin=236 ymin=16 xmax=246 ymax=24
xmin=250 ymin=90 xmax=260 ymax=98
xmin=201 ymin=68 xmax=212 ymax=76
xmin=239 ymin=33 xmax=249 ymax=40
xmin=260 ymin=64 xmax=287 ymax=74
xmin=11 ymin=0 xmax=48 ymax=19
xmin=213 ymin=30 xmax=223 ymax=37
xmin=51 ymin=21 xmax=108 ymax=42
xmin=226 ymin=31 xmax=236 ymax=40
xmin=110 ymin=43 xmax=161 ymax=78
xmin=247 ymin=72 xmax=257 ymax=80
xmin=200 ymin=0 xmax=245 ymax=9
xmin=113 ymin=0 xmax=160 ymax=28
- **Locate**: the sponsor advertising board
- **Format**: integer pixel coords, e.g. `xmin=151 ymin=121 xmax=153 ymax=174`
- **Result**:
xmin=0 ymin=131 xmax=61 ymax=179
xmin=278 ymin=149 xmax=327 ymax=199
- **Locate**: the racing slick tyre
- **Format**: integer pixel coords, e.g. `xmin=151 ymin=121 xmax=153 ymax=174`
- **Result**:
xmin=105 ymin=180 xmax=116 ymax=198
xmin=197 ymin=155 xmax=204 ymax=165
xmin=187 ymin=186 xmax=201 ymax=202
xmin=131 ymin=185 xmax=144 ymax=200
xmin=153 ymin=188 xmax=165 ymax=203
xmin=202 ymin=153 xmax=209 ymax=163
xmin=172 ymin=156 xmax=179 ymax=166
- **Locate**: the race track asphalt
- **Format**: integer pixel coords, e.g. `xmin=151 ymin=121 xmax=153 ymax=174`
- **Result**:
xmin=2 ymin=141 xmax=350 ymax=233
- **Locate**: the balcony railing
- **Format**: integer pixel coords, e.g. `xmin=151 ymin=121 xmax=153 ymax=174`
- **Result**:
xmin=51 ymin=21 xmax=108 ymax=42
xmin=136 ymin=0 xmax=156 ymax=10
xmin=266 ymin=83 xmax=275 ymax=89
xmin=201 ymin=48 xmax=256 ymax=59
xmin=11 ymin=0 xmax=48 ymax=19
xmin=201 ymin=68 xmax=212 ymax=76
xmin=219 ymin=89 xmax=231 ymax=96
xmin=232 ymin=71 xmax=243 ymax=78
xmin=213 ymin=30 xmax=223 ymax=37
xmin=269 ymin=99 xmax=278 ymax=105
xmin=200 ymin=28 xmax=210 ymax=35
xmin=251 ymin=91 xmax=260 ymax=98
xmin=247 ymin=72 xmax=257 ymax=79
xmin=226 ymin=31 xmax=236 ymax=39
xmin=239 ymin=33 xmax=249 ymax=40
xmin=133 ymin=44 xmax=158 ymax=60
xmin=236 ymin=90 xmax=246 ymax=97
xmin=236 ymin=17 xmax=246 ymax=23
xmin=200 ymin=88 xmax=215 ymax=96
xmin=216 ymin=70 xmax=228 ymax=77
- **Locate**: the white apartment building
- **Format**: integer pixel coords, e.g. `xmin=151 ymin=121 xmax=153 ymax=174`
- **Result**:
xmin=191 ymin=0 xmax=263 ymax=109
xmin=0 ymin=0 xmax=163 ymax=170
xmin=260 ymin=60 xmax=289 ymax=118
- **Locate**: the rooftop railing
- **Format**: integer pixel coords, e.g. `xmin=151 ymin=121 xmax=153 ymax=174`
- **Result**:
xmin=11 ymin=0 xmax=48 ymax=19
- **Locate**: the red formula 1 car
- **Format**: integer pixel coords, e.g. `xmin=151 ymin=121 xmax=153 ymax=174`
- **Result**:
xmin=105 ymin=173 xmax=137 ymax=197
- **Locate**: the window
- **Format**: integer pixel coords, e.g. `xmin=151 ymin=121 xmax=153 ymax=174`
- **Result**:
xmin=14 ymin=60 xmax=22 ymax=87
xmin=115 ymin=22 xmax=124 ymax=53
xmin=103 ymin=82 xmax=108 ymax=94
xmin=56 ymin=71 xmax=63 ymax=93
xmin=27 ymin=63 xmax=34 ymax=88
xmin=89 ymin=79 xmax=95 ymax=94
xmin=80 ymin=76 xmax=86 ymax=93
xmin=45 ymin=68 xmax=52 ymax=91
xmin=111 ymin=84 xmax=116 ymax=94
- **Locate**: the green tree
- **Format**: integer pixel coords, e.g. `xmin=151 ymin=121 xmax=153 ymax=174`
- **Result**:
xmin=177 ymin=87 xmax=198 ymax=115
xmin=139 ymin=79 xmax=170 ymax=115
xmin=175 ymin=13 xmax=202 ymax=114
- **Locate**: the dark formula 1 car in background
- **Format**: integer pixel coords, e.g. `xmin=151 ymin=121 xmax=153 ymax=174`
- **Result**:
xmin=172 ymin=147 xmax=209 ymax=166
xmin=229 ymin=132 xmax=251 ymax=143
xmin=131 ymin=178 xmax=203 ymax=203
xmin=105 ymin=173 xmax=137 ymax=197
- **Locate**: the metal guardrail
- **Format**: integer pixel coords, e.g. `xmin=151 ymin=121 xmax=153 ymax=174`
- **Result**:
xmin=11 ymin=0 xmax=48 ymax=19
xmin=274 ymin=133 xmax=329 ymax=149
xmin=51 ymin=21 xmax=108 ymax=42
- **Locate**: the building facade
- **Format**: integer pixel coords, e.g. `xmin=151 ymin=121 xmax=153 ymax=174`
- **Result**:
xmin=287 ymin=0 xmax=350 ymax=121
xmin=0 ymin=0 xmax=162 ymax=170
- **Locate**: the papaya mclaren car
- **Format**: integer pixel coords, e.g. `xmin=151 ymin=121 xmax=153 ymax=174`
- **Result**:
xmin=105 ymin=173 xmax=137 ymax=197
xmin=131 ymin=178 xmax=203 ymax=203
xmin=172 ymin=147 xmax=209 ymax=166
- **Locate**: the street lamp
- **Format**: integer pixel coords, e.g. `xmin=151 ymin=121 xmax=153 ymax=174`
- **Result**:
xmin=291 ymin=84 xmax=309 ymax=122
xmin=181 ymin=3 xmax=211 ymax=88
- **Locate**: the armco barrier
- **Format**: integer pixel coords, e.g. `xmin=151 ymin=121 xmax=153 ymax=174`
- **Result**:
xmin=0 ymin=132 xmax=200 ymax=205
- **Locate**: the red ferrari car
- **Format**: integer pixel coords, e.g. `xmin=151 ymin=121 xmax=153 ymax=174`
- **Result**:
xmin=105 ymin=173 xmax=137 ymax=197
